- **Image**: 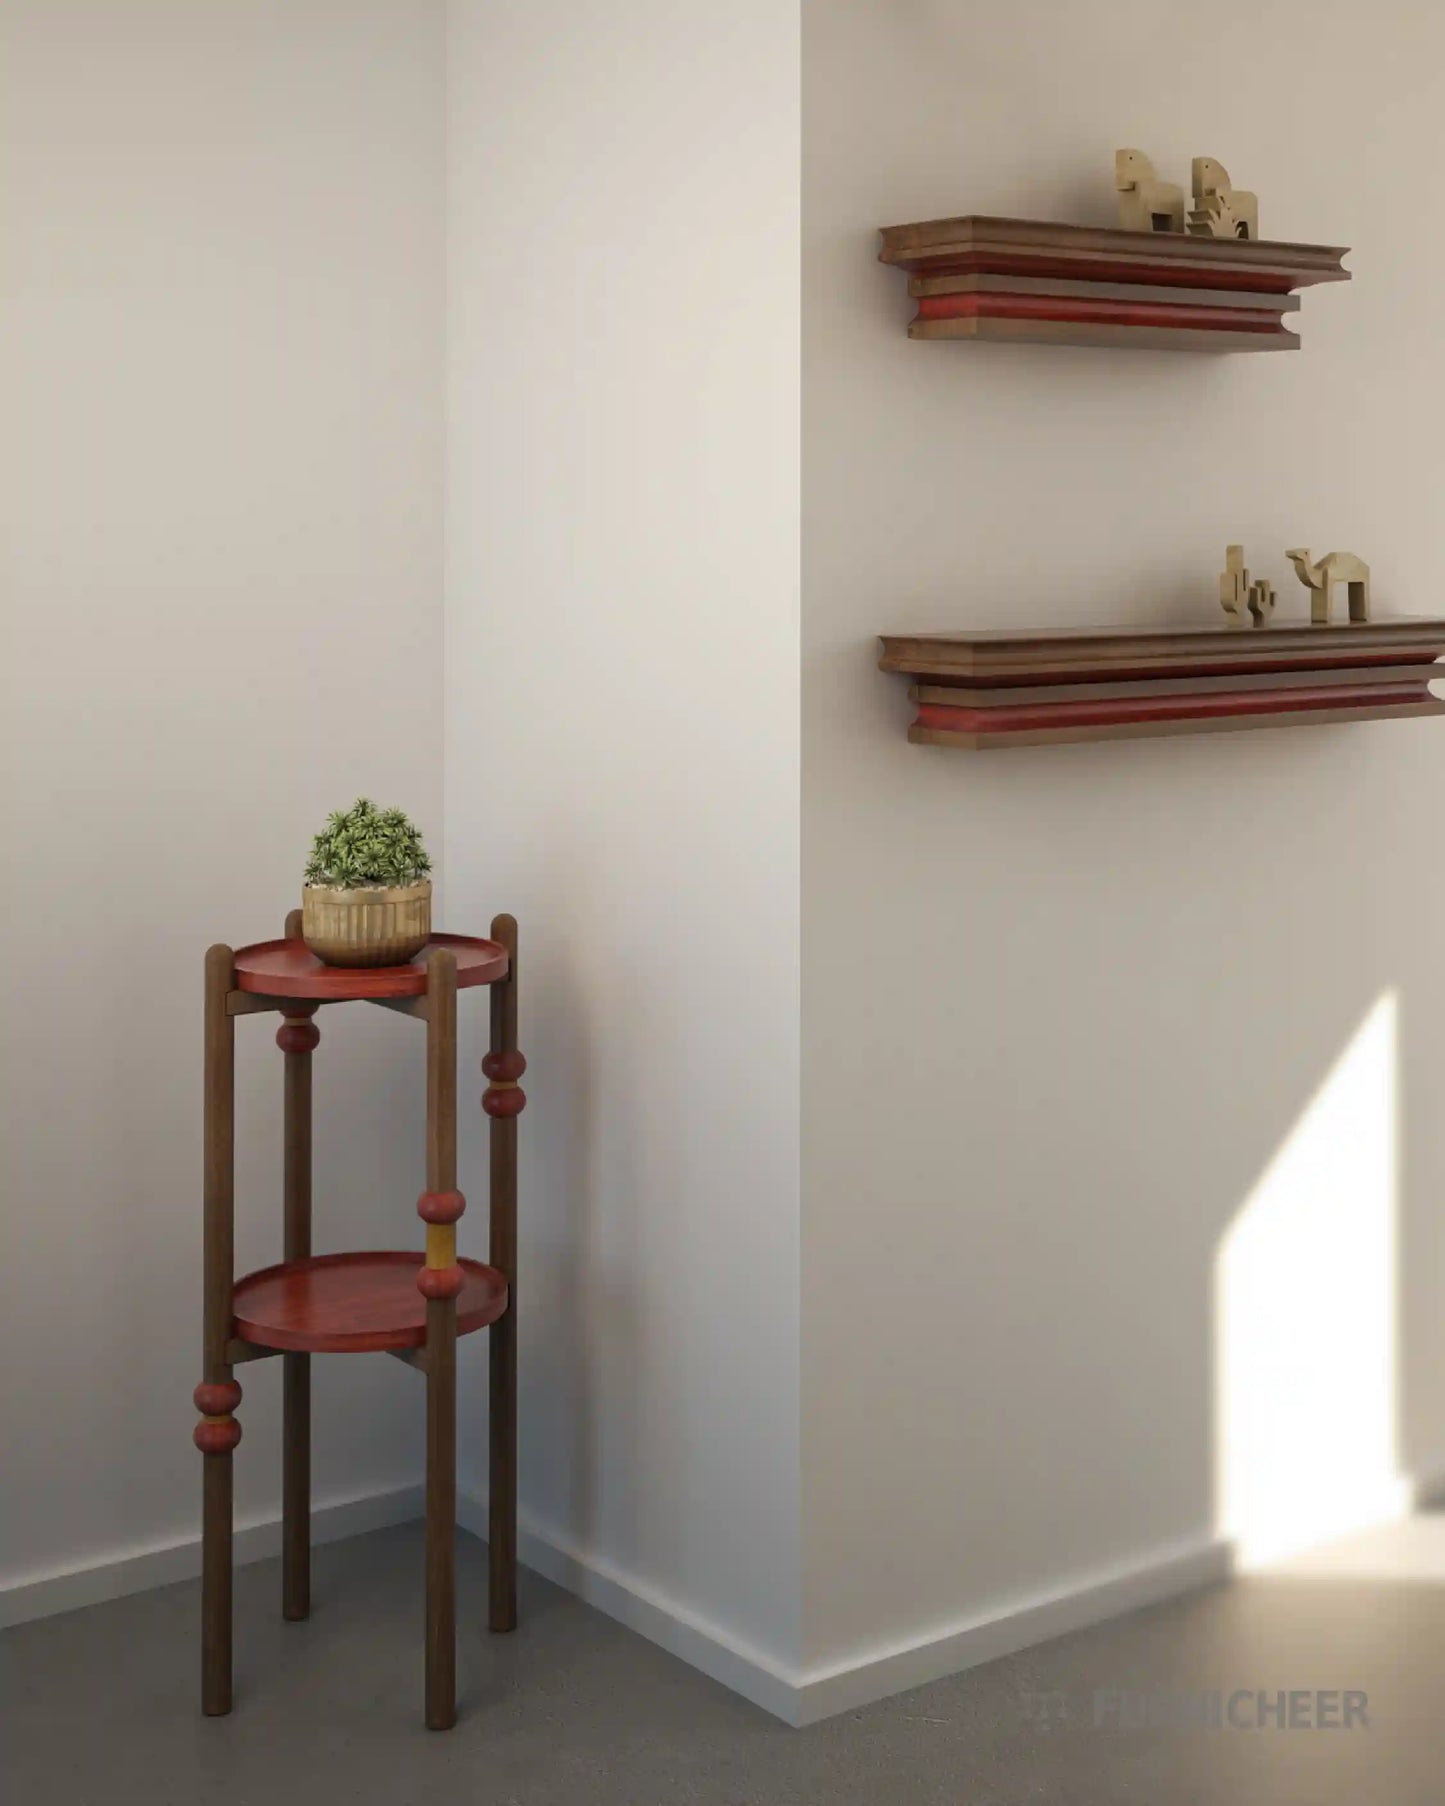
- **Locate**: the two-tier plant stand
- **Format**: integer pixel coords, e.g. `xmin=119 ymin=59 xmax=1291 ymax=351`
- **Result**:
xmin=195 ymin=910 xmax=526 ymax=1731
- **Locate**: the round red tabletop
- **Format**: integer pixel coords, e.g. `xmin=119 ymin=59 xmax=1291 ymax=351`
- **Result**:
xmin=232 ymin=1251 xmax=509 ymax=1353
xmin=232 ymin=932 xmax=509 ymax=1000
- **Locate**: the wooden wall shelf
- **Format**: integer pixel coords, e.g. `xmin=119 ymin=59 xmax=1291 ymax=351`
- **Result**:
xmin=877 ymin=216 xmax=1350 ymax=352
xmin=878 ymin=620 xmax=1445 ymax=748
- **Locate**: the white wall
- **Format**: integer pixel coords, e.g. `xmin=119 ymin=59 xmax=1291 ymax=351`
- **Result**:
xmin=0 ymin=1 xmax=446 ymax=1596
xmin=10 ymin=0 xmax=1437 ymax=1729
xmin=802 ymin=0 xmax=1445 ymax=1679
xmin=445 ymin=1 xmax=802 ymax=1678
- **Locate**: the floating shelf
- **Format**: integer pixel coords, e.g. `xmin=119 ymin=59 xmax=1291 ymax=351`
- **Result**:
xmin=876 ymin=216 xmax=1350 ymax=352
xmin=878 ymin=619 xmax=1445 ymax=748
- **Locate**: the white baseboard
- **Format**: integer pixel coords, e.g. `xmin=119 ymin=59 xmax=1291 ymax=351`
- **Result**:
xmin=4 ymin=1477 xmax=1230 ymax=1727
xmin=0 ymin=1484 xmax=423 ymax=1631
xmin=790 ymin=1534 xmax=1233 ymax=1723
xmin=455 ymin=1487 xmax=1231 ymax=1727
xmin=454 ymin=1489 xmax=803 ymax=1720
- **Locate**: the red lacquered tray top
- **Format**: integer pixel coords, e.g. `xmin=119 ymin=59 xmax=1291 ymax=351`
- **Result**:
xmin=233 ymin=932 xmax=508 ymax=999
xmin=233 ymin=1251 xmax=509 ymax=1353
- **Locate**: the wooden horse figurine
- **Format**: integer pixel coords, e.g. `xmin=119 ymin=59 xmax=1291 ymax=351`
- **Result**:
xmin=1286 ymin=549 xmax=1371 ymax=624
xmin=1115 ymin=149 xmax=1184 ymax=233
xmin=1189 ymin=157 xmax=1259 ymax=240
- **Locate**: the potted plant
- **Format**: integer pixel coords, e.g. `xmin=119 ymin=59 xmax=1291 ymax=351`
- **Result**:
xmin=301 ymin=797 xmax=433 ymax=967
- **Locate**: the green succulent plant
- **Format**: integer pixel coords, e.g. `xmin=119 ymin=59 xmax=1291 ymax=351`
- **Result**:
xmin=304 ymin=797 xmax=432 ymax=890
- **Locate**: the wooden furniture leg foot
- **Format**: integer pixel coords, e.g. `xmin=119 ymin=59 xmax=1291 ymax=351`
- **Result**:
xmin=282 ymin=1352 xmax=310 ymax=1621
xmin=487 ymin=1309 xmax=517 ymax=1632
xmin=200 ymin=1452 xmax=233 ymax=1713
xmin=425 ymin=1297 xmax=458 ymax=1729
xmin=198 ymin=1390 xmax=241 ymax=1715
xmin=483 ymin=914 xmax=524 ymax=1632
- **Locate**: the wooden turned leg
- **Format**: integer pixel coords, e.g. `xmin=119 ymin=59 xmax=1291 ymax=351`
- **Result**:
xmin=417 ymin=1192 xmax=466 ymax=1732
xmin=282 ymin=1354 xmax=310 ymax=1622
xmin=200 ymin=944 xmax=237 ymax=1716
xmin=483 ymin=913 xmax=524 ymax=1634
xmin=277 ymin=962 xmax=319 ymax=1624
xmin=424 ymin=1292 xmax=458 ymax=1730
xmin=200 ymin=1448 xmax=232 ymax=1713
xmin=420 ymin=948 xmax=460 ymax=1730
xmin=196 ymin=1380 xmax=242 ymax=1714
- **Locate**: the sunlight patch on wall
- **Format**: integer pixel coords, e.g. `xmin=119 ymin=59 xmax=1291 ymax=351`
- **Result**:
xmin=1215 ymin=991 xmax=1408 ymax=1569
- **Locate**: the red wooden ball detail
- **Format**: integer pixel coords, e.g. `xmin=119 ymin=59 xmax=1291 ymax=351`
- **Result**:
xmin=193 ymin=1380 xmax=243 ymax=1417
xmin=194 ymin=1418 xmax=243 ymax=1455
xmin=416 ymin=1264 xmax=466 ymax=1301
xmin=417 ymin=1189 xmax=466 ymax=1225
xmin=482 ymin=1049 xmax=527 ymax=1084
xmin=483 ymin=1084 xmax=527 ymax=1119
xmin=276 ymin=1018 xmax=321 ymax=1055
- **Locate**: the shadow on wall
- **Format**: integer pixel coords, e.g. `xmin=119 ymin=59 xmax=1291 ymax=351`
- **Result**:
xmin=493 ymin=866 xmax=650 ymax=1580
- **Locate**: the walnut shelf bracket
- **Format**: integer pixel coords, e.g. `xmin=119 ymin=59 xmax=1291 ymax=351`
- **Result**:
xmin=878 ymin=620 xmax=1445 ymax=749
xmin=877 ymin=216 xmax=1351 ymax=352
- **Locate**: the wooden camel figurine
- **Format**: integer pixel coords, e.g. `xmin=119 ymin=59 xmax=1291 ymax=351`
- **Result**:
xmin=1115 ymin=149 xmax=1184 ymax=234
xmin=1189 ymin=157 xmax=1259 ymax=240
xmin=1286 ymin=549 xmax=1371 ymax=624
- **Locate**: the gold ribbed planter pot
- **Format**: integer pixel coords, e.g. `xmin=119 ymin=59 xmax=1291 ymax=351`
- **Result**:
xmin=301 ymin=880 xmax=432 ymax=968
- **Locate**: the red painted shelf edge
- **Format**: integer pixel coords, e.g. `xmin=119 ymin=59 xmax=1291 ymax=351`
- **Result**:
xmin=876 ymin=214 xmax=1350 ymax=350
xmin=876 ymin=215 xmax=1352 ymax=281
xmin=231 ymin=1250 xmax=509 ymax=1353
xmin=231 ymin=932 xmax=509 ymax=999
xmin=910 ymin=697 xmax=1445 ymax=749
xmin=879 ymin=621 xmax=1445 ymax=748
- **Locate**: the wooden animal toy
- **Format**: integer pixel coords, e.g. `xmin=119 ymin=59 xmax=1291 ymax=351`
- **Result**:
xmin=1115 ymin=149 xmax=1185 ymax=234
xmin=1189 ymin=157 xmax=1259 ymax=240
xmin=1286 ymin=549 xmax=1371 ymax=624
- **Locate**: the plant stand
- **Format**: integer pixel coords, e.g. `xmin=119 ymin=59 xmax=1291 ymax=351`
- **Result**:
xmin=196 ymin=911 xmax=526 ymax=1730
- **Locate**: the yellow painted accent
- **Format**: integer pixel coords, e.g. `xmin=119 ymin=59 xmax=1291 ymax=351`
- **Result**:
xmin=426 ymin=1224 xmax=456 ymax=1269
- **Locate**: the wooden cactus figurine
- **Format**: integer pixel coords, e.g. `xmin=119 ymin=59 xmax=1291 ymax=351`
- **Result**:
xmin=1220 ymin=544 xmax=1250 ymax=627
xmin=1115 ymin=149 xmax=1185 ymax=233
xmin=1248 ymin=577 xmax=1276 ymax=627
xmin=1286 ymin=549 xmax=1371 ymax=624
xmin=1220 ymin=546 xmax=1277 ymax=629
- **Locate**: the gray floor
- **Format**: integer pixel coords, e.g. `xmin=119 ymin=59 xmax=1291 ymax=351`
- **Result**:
xmin=4 ymin=1520 xmax=1444 ymax=1805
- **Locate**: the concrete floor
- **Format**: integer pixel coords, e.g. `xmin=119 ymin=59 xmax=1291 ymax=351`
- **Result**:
xmin=5 ymin=1519 xmax=1445 ymax=1805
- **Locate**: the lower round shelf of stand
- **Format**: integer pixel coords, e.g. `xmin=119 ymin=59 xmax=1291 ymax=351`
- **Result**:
xmin=232 ymin=1251 xmax=509 ymax=1353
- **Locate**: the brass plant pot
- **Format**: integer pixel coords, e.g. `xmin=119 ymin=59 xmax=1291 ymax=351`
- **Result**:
xmin=301 ymin=880 xmax=432 ymax=968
